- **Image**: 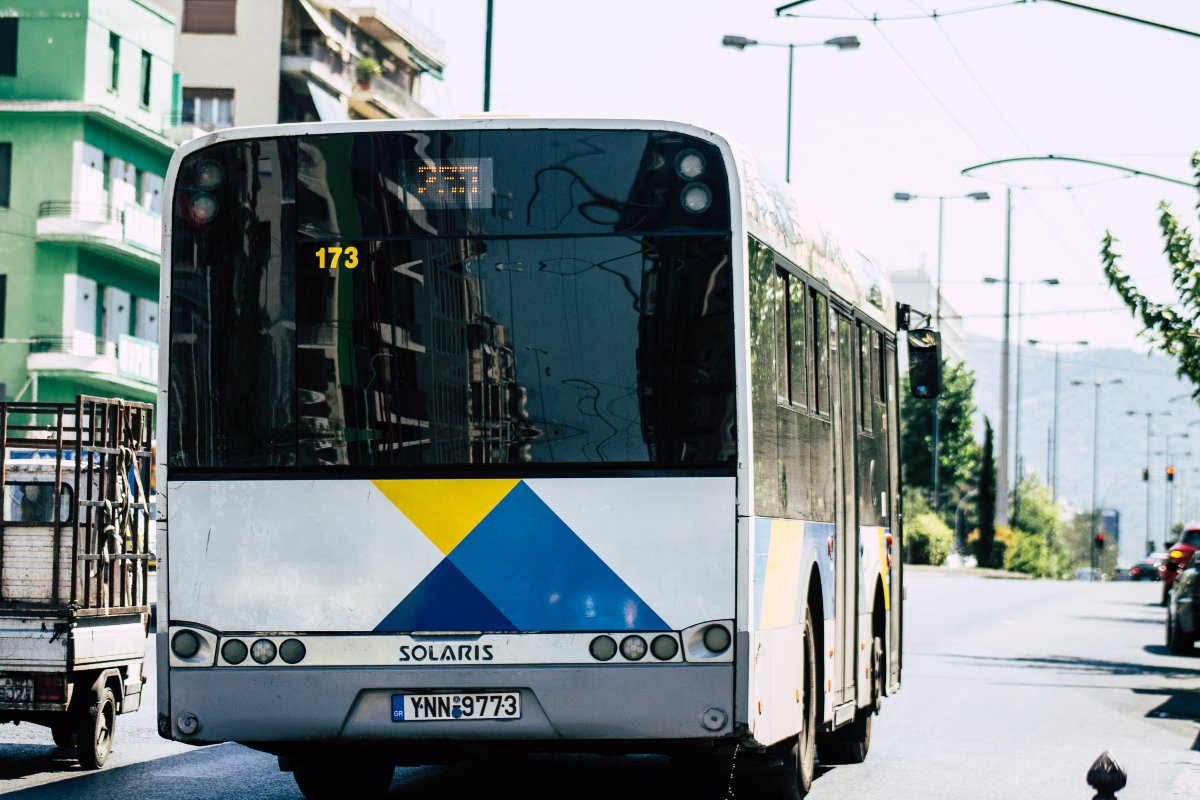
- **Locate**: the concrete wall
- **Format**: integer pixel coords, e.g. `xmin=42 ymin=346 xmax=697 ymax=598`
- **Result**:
xmin=159 ymin=0 xmax=282 ymax=127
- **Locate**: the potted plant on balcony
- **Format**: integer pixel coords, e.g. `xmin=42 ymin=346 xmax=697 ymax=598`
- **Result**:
xmin=355 ymin=56 xmax=382 ymax=89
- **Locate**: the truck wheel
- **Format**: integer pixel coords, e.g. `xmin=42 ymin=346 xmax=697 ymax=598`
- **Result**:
xmin=293 ymin=760 xmax=394 ymax=799
xmin=75 ymin=687 xmax=116 ymax=770
xmin=50 ymin=722 xmax=75 ymax=750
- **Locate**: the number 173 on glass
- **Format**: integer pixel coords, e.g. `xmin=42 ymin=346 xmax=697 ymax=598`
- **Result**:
xmin=315 ymin=246 xmax=359 ymax=269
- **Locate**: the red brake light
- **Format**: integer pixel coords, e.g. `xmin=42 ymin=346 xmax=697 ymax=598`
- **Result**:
xmin=34 ymin=674 xmax=64 ymax=702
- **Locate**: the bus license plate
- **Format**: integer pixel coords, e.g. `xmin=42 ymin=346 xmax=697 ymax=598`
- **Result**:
xmin=0 ymin=677 xmax=34 ymax=703
xmin=392 ymin=692 xmax=521 ymax=722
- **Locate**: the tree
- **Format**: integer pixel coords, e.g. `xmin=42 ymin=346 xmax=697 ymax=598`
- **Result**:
xmin=1008 ymin=474 xmax=1069 ymax=577
xmin=976 ymin=418 xmax=997 ymax=567
xmin=900 ymin=360 xmax=981 ymax=513
xmin=1102 ymin=153 xmax=1200 ymax=394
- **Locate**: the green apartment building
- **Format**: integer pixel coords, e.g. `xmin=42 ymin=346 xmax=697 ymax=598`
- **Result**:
xmin=0 ymin=0 xmax=175 ymax=404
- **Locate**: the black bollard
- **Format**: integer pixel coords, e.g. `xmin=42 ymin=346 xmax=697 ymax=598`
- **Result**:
xmin=1087 ymin=751 xmax=1127 ymax=799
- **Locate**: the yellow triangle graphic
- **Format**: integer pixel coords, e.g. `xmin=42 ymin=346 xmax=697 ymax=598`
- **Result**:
xmin=372 ymin=479 xmax=521 ymax=555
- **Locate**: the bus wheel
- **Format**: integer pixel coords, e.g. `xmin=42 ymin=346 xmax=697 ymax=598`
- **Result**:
xmin=740 ymin=607 xmax=817 ymax=799
xmin=819 ymin=636 xmax=881 ymax=765
xmin=75 ymin=687 xmax=115 ymax=770
xmin=293 ymin=760 xmax=394 ymax=799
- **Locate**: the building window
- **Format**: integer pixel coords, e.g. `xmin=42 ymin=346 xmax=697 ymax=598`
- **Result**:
xmin=139 ymin=50 xmax=151 ymax=108
xmin=0 ymin=19 xmax=16 ymax=76
xmin=108 ymin=33 xmax=120 ymax=91
xmin=181 ymin=88 xmax=234 ymax=130
xmin=182 ymin=0 xmax=237 ymax=34
xmin=0 ymin=143 xmax=11 ymax=208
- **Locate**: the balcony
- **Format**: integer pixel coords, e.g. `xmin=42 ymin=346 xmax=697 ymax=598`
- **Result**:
xmin=345 ymin=1 xmax=446 ymax=76
xmin=349 ymin=72 xmax=434 ymax=120
xmin=36 ymin=202 xmax=162 ymax=274
xmin=26 ymin=334 xmax=158 ymax=401
xmin=282 ymin=38 xmax=354 ymax=97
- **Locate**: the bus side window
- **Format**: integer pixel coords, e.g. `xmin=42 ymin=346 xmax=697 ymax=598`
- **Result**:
xmin=809 ymin=288 xmax=829 ymax=416
xmin=774 ymin=268 xmax=789 ymax=404
xmin=858 ymin=321 xmax=872 ymax=433
xmin=787 ymin=273 xmax=807 ymax=409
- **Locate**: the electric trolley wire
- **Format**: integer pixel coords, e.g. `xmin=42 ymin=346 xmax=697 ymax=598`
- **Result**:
xmin=839 ymin=0 xmax=1097 ymax=274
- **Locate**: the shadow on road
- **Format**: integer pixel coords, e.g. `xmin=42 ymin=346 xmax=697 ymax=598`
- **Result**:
xmin=0 ymin=745 xmax=845 ymax=800
xmin=1074 ymin=614 xmax=1162 ymax=626
xmin=0 ymin=744 xmax=80 ymax=780
xmin=935 ymin=653 xmax=1200 ymax=679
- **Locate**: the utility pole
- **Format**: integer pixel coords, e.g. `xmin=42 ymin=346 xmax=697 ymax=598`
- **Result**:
xmin=997 ymin=188 xmax=1012 ymax=525
xmin=483 ymin=0 xmax=494 ymax=112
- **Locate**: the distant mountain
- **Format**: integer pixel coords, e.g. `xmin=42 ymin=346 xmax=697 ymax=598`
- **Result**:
xmin=960 ymin=334 xmax=1199 ymax=565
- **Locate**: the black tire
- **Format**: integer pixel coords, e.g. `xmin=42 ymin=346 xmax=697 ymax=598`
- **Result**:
xmin=50 ymin=722 xmax=75 ymax=750
xmin=293 ymin=760 xmax=394 ymax=799
xmin=738 ymin=607 xmax=817 ymax=800
xmin=75 ymin=687 xmax=115 ymax=770
xmin=1168 ymin=607 xmax=1195 ymax=656
xmin=1162 ymin=583 xmax=1170 ymax=607
xmin=819 ymin=636 xmax=881 ymax=765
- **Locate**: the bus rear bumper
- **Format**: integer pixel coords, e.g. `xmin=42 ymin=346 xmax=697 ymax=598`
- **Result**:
xmin=164 ymin=663 xmax=735 ymax=745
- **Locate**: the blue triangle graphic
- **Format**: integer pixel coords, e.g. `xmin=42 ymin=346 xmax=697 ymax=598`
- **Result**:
xmin=448 ymin=482 xmax=669 ymax=631
xmin=375 ymin=559 xmax=516 ymax=632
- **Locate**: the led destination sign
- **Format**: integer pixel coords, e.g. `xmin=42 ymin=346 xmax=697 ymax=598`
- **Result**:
xmin=407 ymin=158 xmax=493 ymax=210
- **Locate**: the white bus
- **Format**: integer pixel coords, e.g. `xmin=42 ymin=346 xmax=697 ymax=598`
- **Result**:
xmin=157 ymin=119 xmax=938 ymax=799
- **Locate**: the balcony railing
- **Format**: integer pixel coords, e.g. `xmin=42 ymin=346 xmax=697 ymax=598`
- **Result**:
xmin=36 ymin=201 xmax=161 ymax=257
xmin=352 ymin=72 xmax=433 ymax=119
xmin=26 ymin=334 xmax=159 ymax=390
xmin=281 ymin=38 xmax=353 ymax=92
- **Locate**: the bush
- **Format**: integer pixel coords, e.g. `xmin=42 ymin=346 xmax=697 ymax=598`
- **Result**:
xmin=1004 ymin=529 xmax=1045 ymax=576
xmin=906 ymin=511 xmax=954 ymax=566
xmin=968 ymin=524 xmax=1012 ymax=569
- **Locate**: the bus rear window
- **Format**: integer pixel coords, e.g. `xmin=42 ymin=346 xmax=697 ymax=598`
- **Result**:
xmin=168 ymin=130 xmax=735 ymax=472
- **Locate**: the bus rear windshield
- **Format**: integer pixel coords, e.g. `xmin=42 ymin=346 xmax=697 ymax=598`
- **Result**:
xmin=168 ymin=129 xmax=736 ymax=472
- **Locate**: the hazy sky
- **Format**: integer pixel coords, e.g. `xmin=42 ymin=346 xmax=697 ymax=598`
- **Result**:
xmin=410 ymin=0 xmax=1200 ymax=358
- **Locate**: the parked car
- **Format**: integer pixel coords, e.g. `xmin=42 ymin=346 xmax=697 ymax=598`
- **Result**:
xmin=1166 ymin=560 xmax=1199 ymax=655
xmin=1161 ymin=529 xmax=1200 ymax=605
xmin=1131 ymin=553 xmax=1166 ymax=582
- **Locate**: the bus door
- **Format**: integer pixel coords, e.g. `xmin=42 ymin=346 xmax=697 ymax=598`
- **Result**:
xmin=830 ymin=308 xmax=858 ymax=707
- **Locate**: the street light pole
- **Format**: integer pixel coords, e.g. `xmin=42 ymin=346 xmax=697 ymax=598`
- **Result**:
xmin=1073 ymin=378 xmax=1123 ymax=571
xmin=998 ymin=188 xmax=1013 ymax=524
xmin=722 ymin=34 xmax=860 ymax=183
xmin=1128 ymin=410 xmax=1169 ymax=555
xmin=985 ymin=275 xmax=1058 ymax=514
xmin=1029 ymin=338 xmax=1087 ymax=498
xmin=893 ymin=190 xmax=989 ymax=510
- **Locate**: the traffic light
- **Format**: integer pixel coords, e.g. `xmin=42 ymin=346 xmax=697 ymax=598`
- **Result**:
xmin=1143 ymin=467 xmax=1150 ymax=481
xmin=1094 ymin=534 xmax=1106 ymax=550
xmin=1167 ymin=465 xmax=1177 ymax=482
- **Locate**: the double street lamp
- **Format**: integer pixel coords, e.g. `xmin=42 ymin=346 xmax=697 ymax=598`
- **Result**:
xmin=721 ymin=34 xmax=860 ymax=183
xmin=892 ymin=190 xmax=990 ymax=509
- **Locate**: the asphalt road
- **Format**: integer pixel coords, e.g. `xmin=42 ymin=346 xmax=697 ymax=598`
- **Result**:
xmin=0 ymin=571 xmax=1196 ymax=799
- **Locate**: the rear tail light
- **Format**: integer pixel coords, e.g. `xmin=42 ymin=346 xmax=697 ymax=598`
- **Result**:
xmin=34 ymin=674 xmax=64 ymax=702
xmin=1170 ymin=549 xmax=1184 ymax=560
